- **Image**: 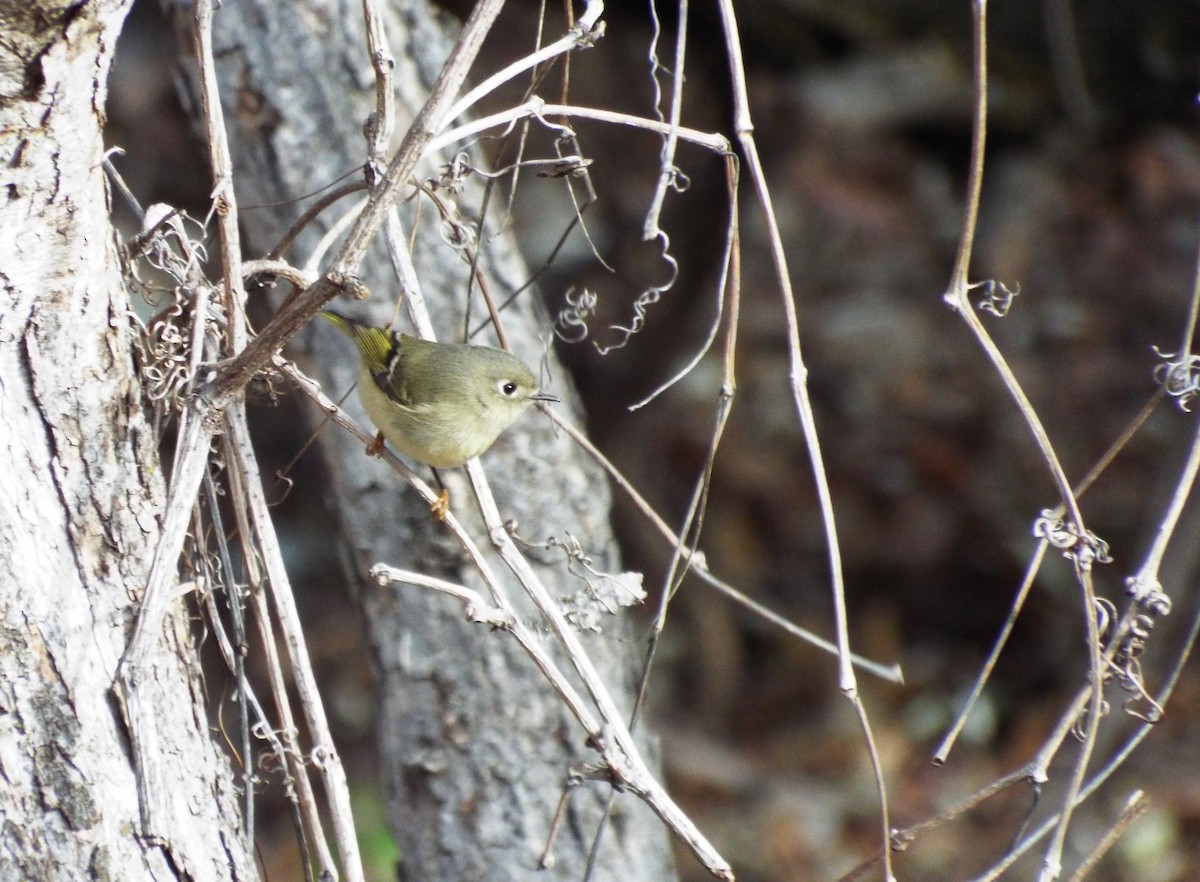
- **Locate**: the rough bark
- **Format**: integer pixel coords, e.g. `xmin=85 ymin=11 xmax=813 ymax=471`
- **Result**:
xmin=0 ymin=1 xmax=254 ymax=880
xmin=199 ymin=1 xmax=678 ymax=880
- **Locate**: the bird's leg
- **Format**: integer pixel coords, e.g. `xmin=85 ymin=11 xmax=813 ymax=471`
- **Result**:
xmin=430 ymin=468 xmax=450 ymax=520
xmin=366 ymin=431 xmax=385 ymax=456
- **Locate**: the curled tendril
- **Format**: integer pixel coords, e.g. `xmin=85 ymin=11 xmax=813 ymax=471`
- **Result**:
xmin=126 ymin=207 xmax=226 ymax=420
xmin=1102 ymin=575 xmax=1173 ymax=723
xmin=596 ymin=287 xmax=659 ymax=354
xmin=1125 ymin=575 xmax=1172 ymax=616
xmin=1129 ymin=613 xmax=1154 ymax=643
xmin=1124 ymin=692 xmax=1164 ymax=724
xmin=1087 ymin=592 xmax=1165 ymax=727
xmin=1071 ymin=697 xmax=1111 ymax=742
xmin=138 ymin=297 xmax=195 ymax=411
xmin=435 ymin=152 xmax=473 ymax=194
xmin=1109 ymin=624 xmax=1166 ymax=724
xmin=554 ymin=286 xmax=597 ymax=343
xmin=1151 ymin=346 xmax=1200 ymax=411
xmin=250 ymin=723 xmax=301 ymax=775
xmin=254 ymin=743 xmax=285 ymax=776
xmin=514 ymin=532 xmax=646 ymax=632
xmin=438 ymin=216 xmax=476 ymax=251
xmin=1032 ymin=509 xmax=1112 ymax=570
xmin=1093 ymin=578 xmax=1172 ymax=725
xmin=661 ymin=165 xmax=691 ymax=193
xmin=595 ymin=229 xmax=679 ymax=355
xmin=972 ymin=279 xmax=1020 ymax=317
xmin=1092 ymin=596 xmax=1117 ymax=640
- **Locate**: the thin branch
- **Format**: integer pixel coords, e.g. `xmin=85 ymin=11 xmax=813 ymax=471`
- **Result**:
xmin=853 ymin=574 xmax=1200 ymax=882
xmin=715 ymin=0 xmax=894 ymax=877
xmin=466 ymin=457 xmax=734 ymax=878
xmin=201 ymin=469 xmax=254 ymax=837
xmin=544 ymin=409 xmax=902 ymax=682
xmin=642 ymin=0 xmax=688 ymax=239
xmin=584 ymin=133 xmax=740 ymax=882
xmin=267 ymin=182 xmax=366 ymax=260
xmin=934 ymin=541 xmax=1047 ymax=763
xmin=210 ymin=0 xmax=511 ymax=403
xmin=971 ymin=588 xmax=1200 ymax=881
xmin=224 ymin=449 xmax=336 ymax=881
xmin=281 ymin=355 xmax=732 ymax=876
xmin=936 ymin=391 xmax=1161 ymax=762
xmin=442 ymin=0 xmax=606 ymax=125
xmin=1066 ymin=791 xmax=1149 ymax=882
xmin=1177 ymin=221 xmax=1200 ymax=359
xmin=837 ymin=768 xmax=1031 ymax=882
xmin=943 ymin=1 xmax=1089 ymax=537
xmin=429 ymin=99 xmax=731 ymax=156
xmin=1129 ymin=401 xmax=1200 ymax=600
xmin=371 ymin=565 xmax=514 ymax=626
xmin=1040 ymin=565 xmax=1104 ymax=881
xmin=192 ymin=0 xmax=248 ymax=351
xmin=370 ymin=565 xmax=600 ymax=727
xmin=226 ymin=406 xmax=364 ymax=882
xmin=361 ymin=0 xmax=396 ymax=185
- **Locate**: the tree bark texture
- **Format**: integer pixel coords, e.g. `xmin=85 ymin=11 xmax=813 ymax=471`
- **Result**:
xmin=0 ymin=2 xmax=254 ymax=880
xmin=200 ymin=2 xmax=678 ymax=880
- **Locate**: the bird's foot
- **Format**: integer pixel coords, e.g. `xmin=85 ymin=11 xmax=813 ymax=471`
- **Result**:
xmin=430 ymin=489 xmax=450 ymax=520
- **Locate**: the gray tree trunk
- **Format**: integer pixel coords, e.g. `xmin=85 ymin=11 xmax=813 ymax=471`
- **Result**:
xmin=201 ymin=2 xmax=678 ymax=882
xmin=0 ymin=1 xmax=254 ymax=880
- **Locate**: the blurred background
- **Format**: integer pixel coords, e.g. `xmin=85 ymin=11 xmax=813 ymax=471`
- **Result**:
xmin=108 ymin=1 xmax=1200 ymax=879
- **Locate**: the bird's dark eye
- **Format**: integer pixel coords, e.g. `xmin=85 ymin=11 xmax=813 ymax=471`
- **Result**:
xmin=499 ymin=380 xmax=519 ymax=396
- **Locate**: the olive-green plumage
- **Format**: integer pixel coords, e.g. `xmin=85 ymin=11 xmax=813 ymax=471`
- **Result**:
xmin=322 ymin=311 xmax=556 ymax=468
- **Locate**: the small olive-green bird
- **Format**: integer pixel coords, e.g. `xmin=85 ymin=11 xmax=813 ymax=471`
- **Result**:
xmin=322 ymin=311 xmax=557 ymax=469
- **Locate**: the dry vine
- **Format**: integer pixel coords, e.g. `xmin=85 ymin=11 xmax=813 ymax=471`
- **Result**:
xmin=110 ymin=0 xmax=1200 ymax=880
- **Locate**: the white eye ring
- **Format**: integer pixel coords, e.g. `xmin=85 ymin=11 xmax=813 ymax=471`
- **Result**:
xmin=498 ymin=379 xmax=519 ymax=397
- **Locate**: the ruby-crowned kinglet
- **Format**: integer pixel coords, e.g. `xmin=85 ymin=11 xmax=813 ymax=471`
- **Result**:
xmin=321 ymin=311 xmax=557 ymax=468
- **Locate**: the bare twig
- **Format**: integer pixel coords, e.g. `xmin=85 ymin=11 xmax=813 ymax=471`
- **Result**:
xmin=367 ymin=185 xmax=734 ymax=872
xmin=361 ymin=0 xmax=396 ymax=184
xmin=467 ymin=457 xmax=734 ymax=878
xmin=852 ymin=573 xmax=1200 ymax=882
xmin=224 ymin=450 xmax=336 ymax=881
xmin=429 ymin=99 xmax=731 ymax=156
xmin=210 ymin=0 xmax=511 ymax=402
xmin=642 ymin=0 xmax=688 ymax=239
xmin=936 ymin=5 xmax=1110 ymax=877
xmin=837 ymin=768 xmax=1031 ymax=882
xmin=1066 ymin=791 xmax=1149 ymax=882
xmin=972 ymin=589 xmax=1200 ymax=881
xmin=937 ymin=392 xmax=1161 ymax=762
xmin=443 ymin=0 xmax=606 ymax=125
xmin=371 ymin=565 xmax=514 ymax=627
xmin=715 ymin=0 xmax=895 ymax=876
xmin=583 ymin=125 xmax=741 ymax=882
xmin=934 ymin=541 xmax=1048 ymax=764
xmin=226 ymin=406 xmax=364 ymax=882
xmin=544 ymin=408 xmax=902 ymax=683
xmin=281 ymin=354 xmax=733 ymax=877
